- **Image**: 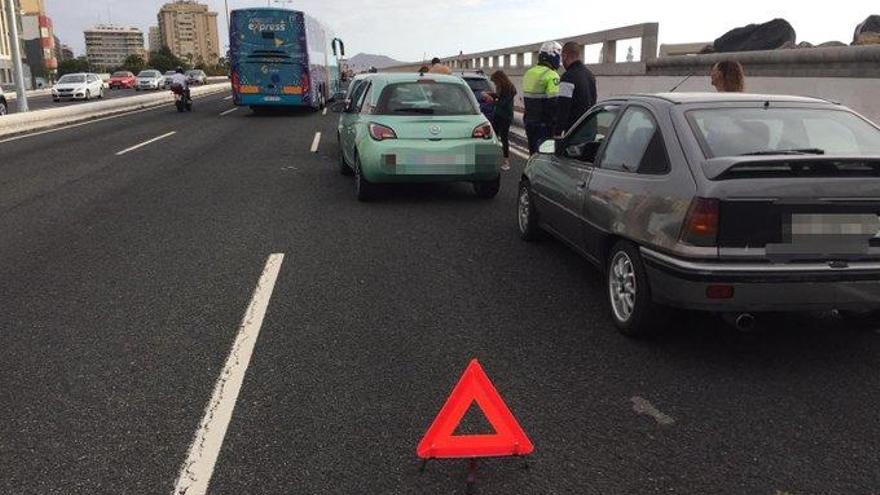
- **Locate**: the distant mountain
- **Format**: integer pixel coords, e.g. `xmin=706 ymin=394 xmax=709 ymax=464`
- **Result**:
xmin=347 ymin=53 xmax=406 ymax=71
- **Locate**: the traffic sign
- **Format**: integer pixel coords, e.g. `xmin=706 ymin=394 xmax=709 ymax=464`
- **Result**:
xmin=417 ymin=359 xmax=534 ymax=459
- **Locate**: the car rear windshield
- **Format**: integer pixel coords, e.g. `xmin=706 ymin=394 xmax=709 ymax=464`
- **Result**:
xmin=58 ymin=75 xmax=85 ymax=84
xmin=138 ymin=71 xmax=159 ymax=78
xmin=374 ymin=82 xmax=478 ymax=116
xmin=112 ymin=72 xmax=131 ymax=77
xmin=463 ymin=78 xmax=492 ymax=93
xmin=688 ymin=108 xmax=880 ymax=158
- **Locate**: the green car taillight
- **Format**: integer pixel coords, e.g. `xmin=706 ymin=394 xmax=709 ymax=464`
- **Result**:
xmin=369 ymin=122 xmax=397 ymax=141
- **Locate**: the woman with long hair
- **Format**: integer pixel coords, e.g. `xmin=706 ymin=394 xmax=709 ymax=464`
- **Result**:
xmin=711 ymin=61 xmax=745 ymax=93
xmin=488 ymin=70 xmax=517 ymax=170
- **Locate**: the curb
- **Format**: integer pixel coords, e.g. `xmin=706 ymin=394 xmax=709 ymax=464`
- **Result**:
xmin=0 ymin=83 xmax=231 ymax=139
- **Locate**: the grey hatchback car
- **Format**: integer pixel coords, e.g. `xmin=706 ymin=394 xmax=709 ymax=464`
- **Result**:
xmin=518 ymin=93 xmax=880 ymax=336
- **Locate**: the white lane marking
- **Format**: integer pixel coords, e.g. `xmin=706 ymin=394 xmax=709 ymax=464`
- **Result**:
xmin=219 ymin=107 xmax=238 ymax=116
xmin=115 ymin=131 xmax=177 ymax=156
xmin=171 ymin=254 xmax=285 ymax=495
xmin=510 ymin=145 xmax=530 ymax=160
xmin=322 ymin=107 xmax=327 ymax=116
xmin=631 ymin=396 xmax=675 ymax=426
xmin=0 ymin=92 xmax=228 ymax=144
xmin=223 ymin=95 xmax=233 ymax=101
xmin=310 ymin=131 xmax=322 ymax=153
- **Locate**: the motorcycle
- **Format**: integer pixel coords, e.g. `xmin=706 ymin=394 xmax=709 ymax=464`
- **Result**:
xmin=171 ymin=85 xmax=192 ymax=112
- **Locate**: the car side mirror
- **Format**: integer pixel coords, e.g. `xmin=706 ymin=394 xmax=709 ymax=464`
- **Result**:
xmin=330 ymin=100 xmax=348 ymax=113
xmin=538 ymin=139 xmax=556 ymax=155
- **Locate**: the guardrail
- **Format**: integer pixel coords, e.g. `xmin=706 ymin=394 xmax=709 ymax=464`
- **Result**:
xmin=386 ymin=23 xmax=659 ymax=77
xmin=0 ymin=83 xmax=231 ymax=139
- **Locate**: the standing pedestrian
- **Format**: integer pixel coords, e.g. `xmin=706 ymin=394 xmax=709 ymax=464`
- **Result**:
xmin=554 ymin=41 xmax=597 ymax=137
xmin=522 ymin=41 xmax=562 ymax=154
xmin=487 ymin=70 xmax=517 ymax=170
xmin=428 ymin=57 xmax=452 ymax=75
xmin=710 ymin=61 xmax=745 ymax=92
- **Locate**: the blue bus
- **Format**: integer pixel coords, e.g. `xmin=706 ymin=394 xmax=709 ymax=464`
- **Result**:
xmin=230 ymin=8 xmax=338 ymax=111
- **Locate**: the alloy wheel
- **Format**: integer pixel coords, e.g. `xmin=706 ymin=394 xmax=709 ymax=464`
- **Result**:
xmin=518 ymin=187 xmax=531 ymax=234
xmin=609 ymin=251 xmax=637 ymax=323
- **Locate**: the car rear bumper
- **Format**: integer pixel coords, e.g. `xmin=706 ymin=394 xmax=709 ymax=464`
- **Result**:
xmin=360 ymin=139 xmax=502 ymax=184
xmin=641 ymin=247 xmax=880 ymax=312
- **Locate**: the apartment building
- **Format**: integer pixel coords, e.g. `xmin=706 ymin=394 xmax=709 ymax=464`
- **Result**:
xmin=84 ymin=25 xmax=146 ymax=71
xmin=148 ymin=26 xmax=162 ymax=53
xmin=20 ymin=0 xmax=57 ymax=84
xmin=157 ymin=0 xmax=220 ymax=65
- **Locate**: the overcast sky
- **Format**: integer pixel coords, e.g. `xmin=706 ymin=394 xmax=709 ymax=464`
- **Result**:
xmin=48 ymin=0 xmax=876 ymax=61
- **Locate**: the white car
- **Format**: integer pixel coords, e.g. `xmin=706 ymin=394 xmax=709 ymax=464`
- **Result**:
xmin=136 ymin=70 xmax=164 ymax=91
xmin=0 ymin=86 xmax=7 ymax=116
xmin=162 ymin=70 xmax=177 ymax=89
xmin=52 ymin=73 xmax=105 ymax=102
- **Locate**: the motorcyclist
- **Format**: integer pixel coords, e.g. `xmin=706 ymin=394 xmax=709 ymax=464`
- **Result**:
xmin=169 ymin=67 xmax=190 ymax=104
xmin=522 ymin=41 xmax=562 ymax=154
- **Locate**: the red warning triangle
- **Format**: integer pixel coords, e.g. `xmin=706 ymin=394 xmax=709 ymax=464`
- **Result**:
xmin=417 ymin=359 xmax=534 ymax=459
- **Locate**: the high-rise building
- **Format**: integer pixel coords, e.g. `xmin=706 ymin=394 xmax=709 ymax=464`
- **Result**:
xmin=84 ymin=25 xmax=145 ymax=71
xmin=20 ymin=0 xmax=57 ymax=84
xmin=148 ymin=26 xmax=162 ymax=53
xmin=157 ymin=0 xmax=220 ymax=66
xmin=0 ymin=0 xmax=17 ymax=83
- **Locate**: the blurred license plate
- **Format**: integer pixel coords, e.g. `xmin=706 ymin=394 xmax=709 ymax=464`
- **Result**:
xmin=263 ymin=96 xmax=281 ymax=102
xmin=401 ymin=154 xmax=470 ymax=166
xmin=790 ymin=214 xmax=880 ymax=236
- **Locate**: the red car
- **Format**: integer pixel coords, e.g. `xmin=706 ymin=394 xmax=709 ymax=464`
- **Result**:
xmin=109 ymin=71 xmax=136 ymax=89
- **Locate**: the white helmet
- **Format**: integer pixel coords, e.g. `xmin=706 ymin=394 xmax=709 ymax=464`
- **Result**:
xmin=540 ymin=41 xmax=562 ymax=58
xmin=539 ymin=41 xmax=563 ymax=69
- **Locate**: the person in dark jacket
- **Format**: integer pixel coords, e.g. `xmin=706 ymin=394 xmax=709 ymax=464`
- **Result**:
xmin=486 ymin=70 xmax=517 ymax=170
xmin=554 ymin=41 xmax=597 ymax=137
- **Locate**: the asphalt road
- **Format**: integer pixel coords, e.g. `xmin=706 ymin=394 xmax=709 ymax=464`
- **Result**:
xmin=1 ymin=89 xmax=879 ymax=495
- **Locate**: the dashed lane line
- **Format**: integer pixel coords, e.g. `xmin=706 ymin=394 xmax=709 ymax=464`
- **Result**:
xmin=310 ymin=131 xmax=322 ymax=153
xmin=171 ymin=254 xmax=285 ymax=495
xmin=631 ymin=396 xmax=675 ymax=426
xmin=510 ymin=144 xmax=530 ymax=160
xmin=115 ymin=131 xmax=177 ymax=156
xmin=223 ymin=95 xmax=233 ymax=101
xmin=322 ymin=107 xmax=328 ymax=116
xmin=219 ymin=107 xmax=239 ymax=116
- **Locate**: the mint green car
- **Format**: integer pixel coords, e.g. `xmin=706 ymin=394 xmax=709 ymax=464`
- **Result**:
xmin=333 ymin=73 xmax=502 ymax=201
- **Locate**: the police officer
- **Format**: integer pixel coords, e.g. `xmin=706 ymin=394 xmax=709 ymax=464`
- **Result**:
xmin=522 ymin=41 xmax=562 ymax=154
xmin=555 ymin=41 xmax=597 ymax=137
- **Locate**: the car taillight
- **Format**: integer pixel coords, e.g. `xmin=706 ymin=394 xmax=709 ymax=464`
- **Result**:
xmin=472 ymin=122 xmax=493 ymax=140
xmin=369 ymin=123 xmax=397 ymax=141
xmin=302 ymin=73 xmax=310 ymax=94
xmin=680 ymin=197 xmax=719 ymax=247
xmin=231 ymin=71 xmax=240 ymax=93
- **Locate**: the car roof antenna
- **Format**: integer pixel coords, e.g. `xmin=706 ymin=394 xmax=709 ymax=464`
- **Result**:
xmin=668 ymin=71 xmax=695 ymax=93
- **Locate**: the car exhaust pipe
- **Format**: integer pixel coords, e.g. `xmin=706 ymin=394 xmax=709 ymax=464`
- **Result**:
xmin=723 ymin=313 xmax=757 ymax=332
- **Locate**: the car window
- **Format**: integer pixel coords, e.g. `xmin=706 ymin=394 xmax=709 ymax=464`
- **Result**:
xmin=600 ymin=106 xmax=670 ymax=174
xmin=348 ymin=82 xmax=369 ymax=111
xmin=356 ymin=84 xmax=373 ymax=113
xmin=463 ymin=78 xmax=492 ymax=93
xmin=374 ymin=81 xmax=478 ymax=116
xmin=688 ymin=108 xmax=880 ymax=158
xmin=560 ymin=106 xmax=620 ymax=164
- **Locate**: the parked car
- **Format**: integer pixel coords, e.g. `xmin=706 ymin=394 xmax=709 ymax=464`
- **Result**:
xmin=136 ymin=70 xmax=164 ymax=91
xmin=455 ymin=71 xmax=495 ymax=121
xmin=0 ymin=86 xmax=7 ymax=116
xmin=109 ymin=71 xmax=136 ymax=89
xmin=333 ymin=73 xmax=502 ymax=201
xmin=52 ymin=73 xmax=104 ymax=101
xmin=517 ymin=93 xmax=880 ymax=336
xmin=162 ymin=70 xmax=177 ymax=89
xmin=186 ymin=70 xmax=208 ymax=86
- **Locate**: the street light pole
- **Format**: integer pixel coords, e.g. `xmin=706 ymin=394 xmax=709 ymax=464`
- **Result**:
xmin=4 ymin=0 xmax=28 ymax=112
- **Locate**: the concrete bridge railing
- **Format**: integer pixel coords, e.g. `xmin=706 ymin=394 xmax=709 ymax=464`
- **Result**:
xmin=384 ymin=23 xmax=880 ymax=123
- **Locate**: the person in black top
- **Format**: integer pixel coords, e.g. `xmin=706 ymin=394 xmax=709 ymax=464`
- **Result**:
xmin=487 ymin=70 xmax=517 ymax=170
xmin=554 ymin=41 xmax=598 ymax=137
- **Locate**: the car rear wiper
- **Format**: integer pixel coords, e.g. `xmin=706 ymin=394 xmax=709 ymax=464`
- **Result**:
xmin=392 ymin=107 xmax=435 ymax=114
xmin=739 ymin=148 xmax=826 ymax=156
